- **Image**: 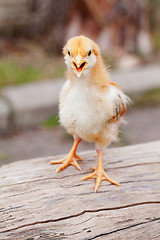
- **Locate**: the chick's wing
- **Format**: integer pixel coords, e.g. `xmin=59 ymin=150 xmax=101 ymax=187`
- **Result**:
xmin=108 ymin=93 xmax=126 ymax=123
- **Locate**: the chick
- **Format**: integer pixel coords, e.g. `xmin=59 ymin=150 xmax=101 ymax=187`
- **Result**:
xmin=50 ymin=35 xmax=130 ymax=192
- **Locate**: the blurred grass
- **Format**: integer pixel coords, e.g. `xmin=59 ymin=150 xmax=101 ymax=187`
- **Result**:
xmin=0 ymin=58 xmax=65 ymax=89
xmin=0 ymin=151 xmax=7 ymax=161
xmin=0 ymin=60 xmax=42 ymax=89
xmin=133 ymin=88 xmax=160 ymax=107
xmin=152 ymin=32 xmax=160 ymax=52
xmin=43 ymin=114 xmax=59 ymax=128
xmin=0 ymin=41 xmax=65 ymax=89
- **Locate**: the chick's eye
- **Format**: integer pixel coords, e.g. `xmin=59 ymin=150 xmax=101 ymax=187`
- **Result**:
xmin=68 ymin=51 xmax=70 ymax=56
xmin=88 ymin=50 xmax=92 ymax=56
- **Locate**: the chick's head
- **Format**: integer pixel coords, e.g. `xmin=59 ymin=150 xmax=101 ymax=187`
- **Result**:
xmin=63 ymin=35 xmax=100 ymax=78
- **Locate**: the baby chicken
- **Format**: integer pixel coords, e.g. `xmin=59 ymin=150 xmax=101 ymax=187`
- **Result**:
xmin=50 ymin=35 xmax=130 ymax=192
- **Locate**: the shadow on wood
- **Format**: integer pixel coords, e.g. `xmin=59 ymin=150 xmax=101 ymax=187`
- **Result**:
xmin=0 ymin=141 xmax=160 ymax=239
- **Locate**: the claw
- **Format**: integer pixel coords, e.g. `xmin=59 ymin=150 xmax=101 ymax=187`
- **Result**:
xmin=95 ymin=175 xmax=102 ymax=192
xmin=71 ymin=158 xmax=81 ymax=170
xmin=103 ymin=172 xmax=119 ymax=186
xmin=75 ymin=154 xmax=83 ymax=161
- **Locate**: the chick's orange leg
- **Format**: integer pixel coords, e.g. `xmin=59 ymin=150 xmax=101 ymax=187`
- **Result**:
xmin=82 ymin=150 xmax=119 ymax=192
xmin=50 ymin=137 xmax=82 ymax=172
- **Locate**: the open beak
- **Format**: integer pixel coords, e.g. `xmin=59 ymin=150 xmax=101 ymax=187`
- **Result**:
xmin=72 ymin=60 xmax=87 ymax=78
xmin=72 ymin=50 xmax=87 ymax=77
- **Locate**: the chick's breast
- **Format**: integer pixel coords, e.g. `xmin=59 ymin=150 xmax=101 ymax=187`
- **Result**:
xmin=59 ymin=80 xmax=109 ymax=142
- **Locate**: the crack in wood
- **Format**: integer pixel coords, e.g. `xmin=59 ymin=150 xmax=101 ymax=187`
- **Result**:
xmin=74 ymin=217 xmax=93 ymax=226
xmin=121 ymin=178 xmax=160 ymax=184
xmin=1 ymin=201 xmax=160 ymax=234
xmin=109 ymin=153 xmax=160 ymax=163
xmin=110 ymin=161 xmax=160 ymax=170
xmin=0 ymin=172 xmax=89 ymax=189
xmin=0 ymin=205 xmax=25 ymax=213
xmin=87 ymin=217 xmax=160 ymax=239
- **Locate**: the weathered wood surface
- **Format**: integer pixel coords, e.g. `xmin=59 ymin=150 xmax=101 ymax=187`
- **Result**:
xmin=0 ymin=141 xmax=160 ymax=240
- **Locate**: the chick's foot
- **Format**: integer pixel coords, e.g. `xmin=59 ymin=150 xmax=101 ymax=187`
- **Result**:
xmin=50 ymin=153 xmax=82 ymax=172
xmin=50 ymin=137 xmax=82 ymax=172
xmin=82 ymin=166 xmax=119 ymax=192
xmin=82 ymin=150 xmax=119 ymax=192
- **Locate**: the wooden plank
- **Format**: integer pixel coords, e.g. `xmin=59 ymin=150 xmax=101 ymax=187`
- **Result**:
xmin=0 ymin=141 xmax=160 ymax=240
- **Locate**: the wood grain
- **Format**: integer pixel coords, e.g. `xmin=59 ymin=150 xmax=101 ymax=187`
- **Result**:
xmin=0 ymin=141 xmax=160 ymax=240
